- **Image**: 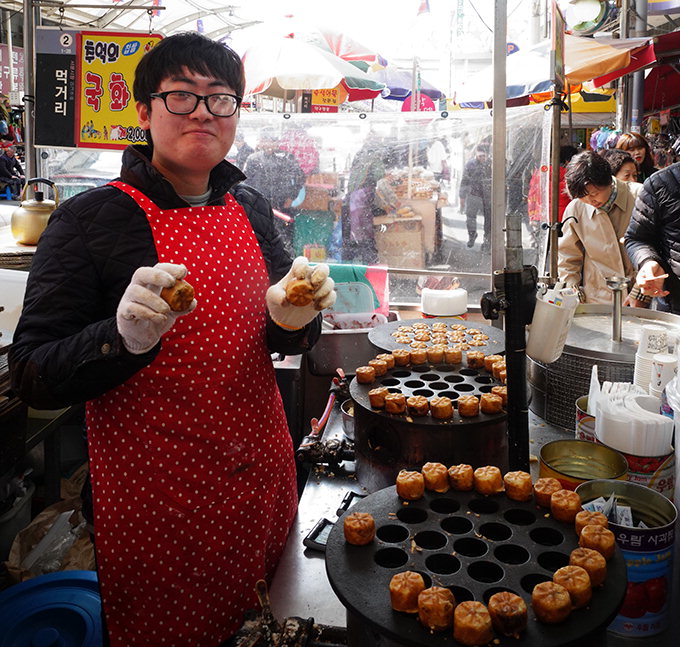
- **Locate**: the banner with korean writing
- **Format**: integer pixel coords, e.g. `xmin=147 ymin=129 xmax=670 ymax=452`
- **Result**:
xmin=77 ymin=31 xmax=162 ymax=149
xmin=36 ymin=28 xmax=77 ymax=148
xmin=311 ymin=88 xmax=345 ymax=114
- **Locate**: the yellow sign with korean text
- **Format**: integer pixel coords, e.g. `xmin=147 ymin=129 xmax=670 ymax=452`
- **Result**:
xmin=312 ymin=88 xmax=345 ymax=106
xmin=77 ymin=31 xmax=163 ymax=149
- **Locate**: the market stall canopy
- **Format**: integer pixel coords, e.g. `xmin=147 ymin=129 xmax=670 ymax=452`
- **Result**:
xmin=367 ymin=65 xmax=443 ymax=101
xmin=456 ymin=33 xmax=651 ymax=103
xmin=241 ymin=37 xmax=385 ymax=101
xmin=644 ymin=65 xmax=680 ymax=112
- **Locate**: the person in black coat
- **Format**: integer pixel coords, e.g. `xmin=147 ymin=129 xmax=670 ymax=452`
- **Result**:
xmin=0 ymin=145 xmax=24 ymax=197
xmin=625 ymin=161 xmax=680 ymax=312
xmin=459 ymin=143 xmax=492 ymax=251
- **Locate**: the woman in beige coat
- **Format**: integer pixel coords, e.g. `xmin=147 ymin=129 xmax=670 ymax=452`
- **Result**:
xmin=558 ymin=151 xmax=644 ymax=304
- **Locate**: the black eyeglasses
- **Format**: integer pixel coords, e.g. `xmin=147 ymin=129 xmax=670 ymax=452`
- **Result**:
xmin=150 ymin=90 xmax=242 ymax=117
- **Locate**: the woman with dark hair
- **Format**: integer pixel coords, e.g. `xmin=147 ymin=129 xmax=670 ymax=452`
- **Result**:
xmin=615 ymin=132 xmax=658 ymax=182
xmin=558 ymin=151 xmax=644 ymax=304
xmin=599 ymin=149 xmax=638 ymax=183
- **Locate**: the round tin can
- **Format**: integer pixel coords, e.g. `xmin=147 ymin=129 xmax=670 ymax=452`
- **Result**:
xmin=576 ymin=479 xmax=678 ymax=638
xmin=539 ymin=439 xmax=628 ymax=490
xmin=575 ymin=395 xmax=597 ymax=443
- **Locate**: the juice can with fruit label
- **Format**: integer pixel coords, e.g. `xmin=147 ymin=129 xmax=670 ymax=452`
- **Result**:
xmin=577 ymin=479 xmax=677 ymax=638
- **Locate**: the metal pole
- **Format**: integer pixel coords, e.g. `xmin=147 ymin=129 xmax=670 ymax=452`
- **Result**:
xmin=22 ymin=0 xmax=36 ymax=178
xmin=549 ymin=91 xmax=561 ymax=282
xmin=494 ymin=0 xmax=529 ymax=472
xmin=616 ymin=0 xmax=631 ymax=131
xmin=630 ymin=0 xmax=648 ymax=132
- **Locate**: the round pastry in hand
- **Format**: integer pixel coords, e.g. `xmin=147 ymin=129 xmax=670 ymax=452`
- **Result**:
xmin=488 ymin=591 xmax=527 ymax=637
xmin=532 ymin=582 xmax=572 ymax=624
xmin=160 ymin=279 xmax=195 ymax=312
xmin=285 ymin=278 xmax=314 ymax=306
xmin=343 ymin=512 xmax=375 ymax=546
xmin=453 ymin=601 xmax=493 ymax=646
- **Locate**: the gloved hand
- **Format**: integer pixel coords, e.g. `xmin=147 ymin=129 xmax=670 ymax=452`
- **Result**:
xmin=266 ymin=257 xmax=336 ymax=330
xmin=116 ymin=262 xmax=196 ymax=354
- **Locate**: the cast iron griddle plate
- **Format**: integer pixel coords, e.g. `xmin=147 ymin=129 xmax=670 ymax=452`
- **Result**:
xmin=326 ymin=486 xmax=627 ymax=647
xmin=349 ymin=363 xmax=506 ymax=426
xmin=368 ymin=318 xmax=505 ymax=355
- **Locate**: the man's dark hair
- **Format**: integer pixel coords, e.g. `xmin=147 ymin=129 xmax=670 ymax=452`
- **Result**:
xmin=599 ymin=148 xmax=636 ymax=176
xmin=559 ymin=145 xmax=578 ymax=166
xmin=133 ymin=32 xmax=244 ymax=109
xmin=565 ymin=150 xmax=613 ymax=199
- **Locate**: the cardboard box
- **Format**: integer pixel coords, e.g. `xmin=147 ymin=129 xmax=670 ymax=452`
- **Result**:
xmin=300 ymin=185 xmax=330 ymax=211
xmin=374 ymin=215 xmax=424 ymax=269
xmin=306 ymin=173 xmax=338 ymax=187
xmin=403 ymin=198 xmax=437 ymax=256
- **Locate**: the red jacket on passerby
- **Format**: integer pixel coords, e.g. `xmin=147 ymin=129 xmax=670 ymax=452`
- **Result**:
xmin=527 ymin=165 xmax=570 ymax=224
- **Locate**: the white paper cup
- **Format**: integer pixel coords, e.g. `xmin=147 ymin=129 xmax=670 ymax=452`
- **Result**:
xmin=652 ymin=353 xmax=678 ymax=391
xmin=639 ymin=324 xmax=668 ymax=357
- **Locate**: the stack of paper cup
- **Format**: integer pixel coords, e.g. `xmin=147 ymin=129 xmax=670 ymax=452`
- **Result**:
xmin=635 ymin=324 xmax=668 ymax=391
xmin=650 ymin=352 xmax=678 ymax=398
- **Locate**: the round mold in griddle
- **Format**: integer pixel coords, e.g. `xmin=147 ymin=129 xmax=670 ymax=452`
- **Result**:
xmin=326 ymin=487 xmax=627 ymax=647
xmin=368 ymin=317 xmax=504 ymax=355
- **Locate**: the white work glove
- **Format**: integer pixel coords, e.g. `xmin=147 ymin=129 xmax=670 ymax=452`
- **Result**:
xmin=266 ymin=257 xmax=336 ymax=331
xmin=116 ymin=262 xmax=196 ymax=354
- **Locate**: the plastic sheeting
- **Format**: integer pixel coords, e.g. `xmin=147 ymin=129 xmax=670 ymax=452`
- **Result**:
xmin=38 ymin=105 xmax=550 ymax=305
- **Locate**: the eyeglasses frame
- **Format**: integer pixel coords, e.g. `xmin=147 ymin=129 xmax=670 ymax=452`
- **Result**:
xmin=149 ymin=90 xmax=242 ymax=117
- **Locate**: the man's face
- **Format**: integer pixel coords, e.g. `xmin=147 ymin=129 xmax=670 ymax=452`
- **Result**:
xmin=476 ymin=149 xmax=488 ymax=162
xmin=136 ymin=67 xmax=238 ymax=182
xmin=579 ymin=182 xmax=612 ymax=209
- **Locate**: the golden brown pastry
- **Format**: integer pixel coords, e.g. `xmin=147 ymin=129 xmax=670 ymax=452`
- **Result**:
xmin=398 ymin=325 xmax=414 ymax=333
xmin=414 ymin=332 xmax=431 ymax=342
xmin=474 ymin=466 xmax=503 ymax=495
xmin=492 ymin=360 xmax=507 ymax=380
xmin=533 ymin=477 xmax=562 ymax=508
xmin=385 ymin=393 xmax=407 ymax=414
xmin=451 ymin=323 xmax=467 ymax=330
xmin=491 ymin=385 xmax=507 ymax=407
xmin=412 ymin=322 xmax=429 ymax=329
xmin=453 ymin=601 xmax=493 ymax=646
xmin=376 ymin=353 xmax=395 ymax=369
xmin=483 ymin=354 xmax=504 ymax=372
xmin=368 ymin=386 xmax=390 ymax=409
xmin=406 ymin=395 xmax=429 ymax=417
xmin=531 ymin=581 xmax=572 ymax=624
xmin=343 ymin=512 xmax=375 ymax=546
xmin=550 ymin=489 xmax=582 ymax=523
xmin=503 ymin=471 xmax=533 ymax=502
xmin=553 ymin=565 xmax=592 ymax=608
xmin=410 ymin=348 xmax=428 ymax=365
xmin=431 ymin=322 xmax=448 ymax=332
xmin=355 ymin=366 xmax=376 ymax=385
xmin=468 ymin=339 xmax=487 ymax=347
xmin=467 ymin=328 xmax=482 ymax=335
xmin=161 ymin=279 xmax=195 ymax=312
xmin=418 ymin=586 xmax=456 ymax=632
xmin=396 ymin=470 xmax=425 ymax=500
xmin=457 ymin=395 xmax=480 ymax=418
xmin=427 ymin=345 xmax=445 ymax=364
xmin=575 ymin=510 xmax=609 ymax=537
xmin=390 ymin=571 xmax=426 ymax=614
xmin=499 ymin=368 xmax=507 ymax=384
xmin=444 ymin=346 xmax=462 ymax=364
xmin=466 ymin=351 xmax=485 ymax=369
xmin=285 ymin=278 xmax=314 ymax=306
xmin=569 ymin=547 xmax=607 ymax=587
xmin=392 ymin=349 xmax=411 ymax=366
xmin=421 ymin=462 xmax=449 ymax=493
xmin=410 ymin=341 xmax=428 ymax=349
xmin=579 ymin=524 xmax=616 ymax=560
xmin=430 ymin=396 xmax=454 ymax=420
xmin=473 ymin=333 xmax=490 ymax=340
xmin=487 ymin=591 xmax=527 ymax=637
xmin=480 ymin=393 xmax=503 ymax=415
xmin=368 ymin=358 xmax=388 ymax=377
xmin=448 ymin=464 xmax=474 ymax=491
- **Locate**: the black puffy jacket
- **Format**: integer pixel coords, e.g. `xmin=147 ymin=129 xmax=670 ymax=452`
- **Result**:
xmin=9 ymin=145 xmax=321 ymax=409
xmin=624 ymin=162 xmax=680 ymax=313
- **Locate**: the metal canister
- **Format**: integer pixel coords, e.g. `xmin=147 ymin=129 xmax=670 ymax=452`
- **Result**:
xmin=576 ymin=479 xmax=677 ymax=638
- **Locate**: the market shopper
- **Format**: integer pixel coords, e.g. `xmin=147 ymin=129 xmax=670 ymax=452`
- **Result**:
xmin=615 ymin=131 xmax=658 ymax=183
xmin=599 ymin=148 xmax=638 ymax=183
xmin=0 ymin=145 xmax=24 ymax=198
xmin=625 ymin=161 xmax=680 ymax=313
xmin=558 ymin=150 xmax=645 ymax=305
xmin=9 ymin=32 xmax=335 ymax=647
xmin=459 ymin=143 xmax=492 ymax=251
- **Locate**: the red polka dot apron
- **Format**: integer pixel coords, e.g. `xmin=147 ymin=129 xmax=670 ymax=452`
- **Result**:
xmin=86 ymin=181 xmax=298 ymax=647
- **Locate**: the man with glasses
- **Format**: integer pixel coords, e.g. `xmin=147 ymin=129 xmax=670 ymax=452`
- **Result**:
xmin=10 ymin=33 xmax=334 ymax=647
xmin=557 ymin=150 xmax=644 ymax=304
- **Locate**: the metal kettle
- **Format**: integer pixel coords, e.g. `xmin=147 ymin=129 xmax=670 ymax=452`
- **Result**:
xmin=10 ymin=178 xmax=60 ymax=245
